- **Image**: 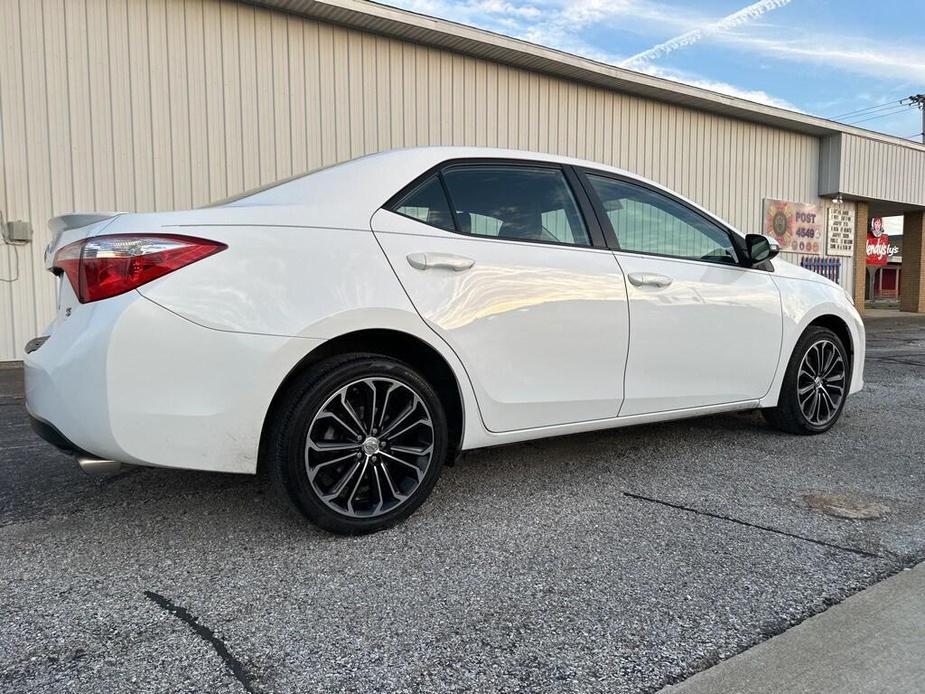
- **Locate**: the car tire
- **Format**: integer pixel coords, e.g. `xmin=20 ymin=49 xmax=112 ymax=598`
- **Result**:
xmin=266 ymin=353 xmax=448 ymax=535
xmin=762 ymin=326 xmax=850 ymax=435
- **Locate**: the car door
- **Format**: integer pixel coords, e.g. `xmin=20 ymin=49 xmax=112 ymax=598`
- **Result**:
xmin=371 ymin=160 xmax=629 ymax=433
xmin=580 ymin=170 xmax=783 ymax=417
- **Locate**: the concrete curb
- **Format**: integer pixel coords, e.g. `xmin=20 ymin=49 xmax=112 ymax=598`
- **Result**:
xmin=661 ymin=563 xmax=925 ymax=694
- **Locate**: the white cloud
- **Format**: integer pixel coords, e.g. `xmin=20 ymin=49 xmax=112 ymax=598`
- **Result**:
xmin=720 ymin=35 xmax=925 ymax=82
xmin=621 ymin=0 xmax=793 ymax=68
xmin=632 ymin=64 xmax=799 ymax=110
xmin=387 ymin=0 xmax=925 ymax=87
xmin=389 ymin=0 xmax=707 ymax=40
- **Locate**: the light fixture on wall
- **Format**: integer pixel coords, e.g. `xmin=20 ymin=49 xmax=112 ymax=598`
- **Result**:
xmin=832 ymin=194 xmax=844 ymax=205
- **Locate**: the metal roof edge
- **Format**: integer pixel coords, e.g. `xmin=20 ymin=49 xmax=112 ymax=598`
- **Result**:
xmin=245 ymin=0 xmax=925 ymax=152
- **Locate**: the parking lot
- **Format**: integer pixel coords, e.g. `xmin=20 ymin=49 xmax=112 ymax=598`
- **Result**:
xmin=1 ymin=314 xmax=923 ymax=694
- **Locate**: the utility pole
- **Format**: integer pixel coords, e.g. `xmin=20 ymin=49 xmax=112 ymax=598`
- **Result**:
xmin=910 ymin=94 xmax=925 ymax=143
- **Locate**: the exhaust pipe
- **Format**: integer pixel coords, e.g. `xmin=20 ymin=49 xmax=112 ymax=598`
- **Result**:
xmin=77 ymin=456 xmax=122 ymax=476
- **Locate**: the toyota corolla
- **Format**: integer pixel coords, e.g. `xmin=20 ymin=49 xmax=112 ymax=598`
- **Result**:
xmin=24 ymin=147 xmax=864 ymax=534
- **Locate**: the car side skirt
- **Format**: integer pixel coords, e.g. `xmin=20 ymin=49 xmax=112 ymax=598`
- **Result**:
xmin=459 ymin=399 xmax=760 ymax=450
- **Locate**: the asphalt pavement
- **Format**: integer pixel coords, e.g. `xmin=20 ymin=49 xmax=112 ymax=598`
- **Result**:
xmin=1 ymin=312 xmax=924 ymax=693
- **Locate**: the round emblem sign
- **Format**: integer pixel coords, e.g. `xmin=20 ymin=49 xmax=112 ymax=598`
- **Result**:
xmin=772 ymin=211 xmax=788 ymax=237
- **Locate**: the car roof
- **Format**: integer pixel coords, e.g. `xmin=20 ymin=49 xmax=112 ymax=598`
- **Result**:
xmin=376 ymin=146 xmax=632 ymax=171
xmin=222 ymin=146 xmax=738 ymax=235
xmin=227 ymin=146 xmax=634 ymax=201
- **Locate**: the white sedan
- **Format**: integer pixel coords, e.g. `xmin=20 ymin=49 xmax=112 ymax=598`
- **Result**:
xmin=24 ymin=147 xmax=864 ymax=534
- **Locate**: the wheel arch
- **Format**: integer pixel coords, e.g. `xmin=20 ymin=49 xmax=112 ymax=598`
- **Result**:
xmin=760 ymin=304 xmax=860 ymax=410
xmin=258 ymin=328 xmax=465 ymax=474
xmin=807 ymin=313 xmax=854 ymax=369
xmin=761 ymin=313 xmax=855 ymax=433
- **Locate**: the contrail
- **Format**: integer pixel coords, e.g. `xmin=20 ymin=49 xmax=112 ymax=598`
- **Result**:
xmin=621 ymin=0 xmax=793 ymax=68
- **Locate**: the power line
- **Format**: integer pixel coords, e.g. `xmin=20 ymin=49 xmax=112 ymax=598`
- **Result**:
xmin=843 ymin=105 xmax=914 ymax=125
xmin=831 ymin=99 xmax=906 ymax=120
xmin=846 ymin=107 xmax=914 ymax=125
xmin=844 ymin=104 xmax=915 ymax=125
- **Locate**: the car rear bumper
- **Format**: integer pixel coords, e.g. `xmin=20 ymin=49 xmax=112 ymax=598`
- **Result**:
xmin=24 ymin=291 xmax=324 ymax=474
xmin=29 ymin=412 xmax=94 ymax=456
xmin=29 ymin=413 xmax=123 ymax=475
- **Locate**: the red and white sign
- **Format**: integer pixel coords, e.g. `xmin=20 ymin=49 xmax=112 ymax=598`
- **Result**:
xmin=866 ymin=217 xmax=899 ymax=266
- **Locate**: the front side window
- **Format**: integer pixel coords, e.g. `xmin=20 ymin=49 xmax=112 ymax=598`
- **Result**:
xmin=587 ymin=174 xmax=738 ymax=264
xmin=442 ymin=165 xmax=591 ymax=247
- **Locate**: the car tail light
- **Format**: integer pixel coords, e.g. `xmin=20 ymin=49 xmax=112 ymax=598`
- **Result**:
xmin=54 ymin=234 xmax=227 ymax=303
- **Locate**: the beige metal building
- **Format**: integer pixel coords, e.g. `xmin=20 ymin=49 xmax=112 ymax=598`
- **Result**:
xmin=2 ymin=0 xmax=925 ymax=362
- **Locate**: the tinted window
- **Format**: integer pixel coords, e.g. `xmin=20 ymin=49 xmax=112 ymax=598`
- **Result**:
xmin=587 ymin=174 xmax=738 ymax=264
xmin=442 ymin=165 xmax=591 ymax=246
xmin=391 ymin=175 xmax=455 ymax=232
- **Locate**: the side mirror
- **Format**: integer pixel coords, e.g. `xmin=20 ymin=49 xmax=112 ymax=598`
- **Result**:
xmin=745 ymin=234 xmax=780 ymax=264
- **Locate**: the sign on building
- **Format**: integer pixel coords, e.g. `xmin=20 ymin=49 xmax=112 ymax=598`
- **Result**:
xmin=866 ymin=216 xmax=900 ymax=266
xmin=825 ymin=205 xmax=855 ymax=257
xmin=762 ymin=199 xmax=823 ymax=254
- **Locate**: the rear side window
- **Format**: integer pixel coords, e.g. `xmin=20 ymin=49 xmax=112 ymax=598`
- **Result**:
xmin=390 ymin=175 xmax=455 ymax=232
xmin=442 ymin=165 xmax=591 ymax=246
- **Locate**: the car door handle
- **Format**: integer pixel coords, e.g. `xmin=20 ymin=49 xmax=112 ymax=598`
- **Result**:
xmin=627 ymin=272 xmax=673 ymax=288
xmin=406 ymin=253 xmax=475 ymax=272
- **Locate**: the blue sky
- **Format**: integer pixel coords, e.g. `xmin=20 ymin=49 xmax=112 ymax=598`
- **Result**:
xmin=382 ymin=0 xmax=925 ymax=141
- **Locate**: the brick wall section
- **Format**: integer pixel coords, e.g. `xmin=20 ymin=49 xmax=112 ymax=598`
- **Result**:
xmin=852 ymin=202 xmax=870 ymax=312
xmin=900 ymin=211 xmax=925 ymax=313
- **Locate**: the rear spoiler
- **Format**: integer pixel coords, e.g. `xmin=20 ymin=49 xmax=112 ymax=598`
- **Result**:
xmin=48 ymin=212 xmax=122 ymax=235
xmin=45 ymin=212 xmax=122 ymax=268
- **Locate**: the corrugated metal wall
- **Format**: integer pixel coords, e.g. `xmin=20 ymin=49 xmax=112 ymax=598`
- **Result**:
xmin=0 ymin=0 xmax=840 ymax=361
xmin=820 ymin=133 xmax=925 ymax=207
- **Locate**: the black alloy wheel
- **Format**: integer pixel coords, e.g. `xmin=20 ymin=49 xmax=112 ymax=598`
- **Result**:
xmin=267 ymin=354 xmax=448 ymax=535
xmin=763 ymin=326 xmax=850 ymax=435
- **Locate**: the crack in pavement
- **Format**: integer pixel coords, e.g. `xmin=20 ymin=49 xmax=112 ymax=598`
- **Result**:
xmin=144 ymin=591 xmax=260 ymax=694
xmin=621 ymin=491 xmax=885 ymax=560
